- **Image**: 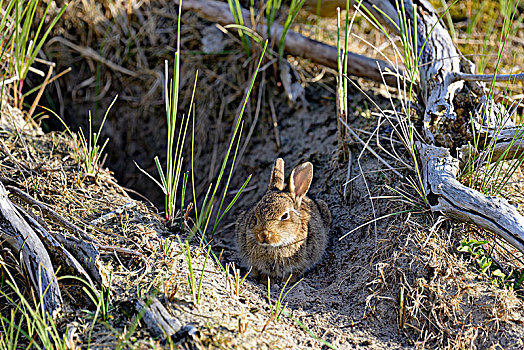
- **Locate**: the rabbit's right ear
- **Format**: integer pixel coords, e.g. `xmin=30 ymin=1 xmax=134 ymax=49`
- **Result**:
xmin=268 ymin=158 xmax=285 ymax=191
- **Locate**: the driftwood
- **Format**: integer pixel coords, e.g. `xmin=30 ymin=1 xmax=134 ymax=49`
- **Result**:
xmin=14 ymin=203 xmax=96 ymax=289
xmin=0 ymin=183 xmax=62 ymax=319
xmin=354 ymin=0 xmax=524 ymax=253
xmin=417 ymin=142 xmax=524 ymax=253
xmin=136 ymin=297 xmax=183 ymax=338
xmin=7 ymin=185 xmax=109 ymax=287
xmin=178 ymin=0 xmax=403 ymax=87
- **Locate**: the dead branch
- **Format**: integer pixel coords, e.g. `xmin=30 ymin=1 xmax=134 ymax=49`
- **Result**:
xmin=7 ymin=185 xmax=110 ymax=287
xmin=361 ymin=0 xmax=524 ymax=255
xmin=14 ymin=203 xmax=96 ymax=289
xmin=136 ymin=297 xmax=183 ymax=339
xmin=179 ymin=0 xmax=404 ymax=87
xmin=418 ymin=142 xmax=524 ymax=253
xmin=0 ymin=183 xmax=62 ymax=320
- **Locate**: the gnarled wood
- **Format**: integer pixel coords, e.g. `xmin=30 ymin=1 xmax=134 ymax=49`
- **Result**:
xmin=7 ymin=185 xmax=109 ymax=288
xmin=15 ymin=204 xmax=95 ymax=289
xmin=418 ymin=142 xmax=524 ymax=253
xmin=136 ymin=297 xmax=183 ymax=339
xmin=359 ymin=0 xmax=524 ymax=255
xmin=0 ymin=183 xmax=62 ymax=320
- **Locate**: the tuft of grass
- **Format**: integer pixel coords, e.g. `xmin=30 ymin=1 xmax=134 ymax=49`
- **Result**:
xmin=45 ymin=95 xmax=116 ymax=176
xmin=0 ymin=0 xmax=67 ymax=109
xmin=261 ymin=275 xmax=302 ymax=333
xmin=178 ymin=238 xmax=211 ymax=306
xmin=0 ymin=267 xmax=67 ymax=350
xmin=78 ymin=96 xmax=116 ymax=175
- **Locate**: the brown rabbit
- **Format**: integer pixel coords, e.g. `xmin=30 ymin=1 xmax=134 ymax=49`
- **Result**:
xmin=235 ymin=158 xmax=332 ymax=283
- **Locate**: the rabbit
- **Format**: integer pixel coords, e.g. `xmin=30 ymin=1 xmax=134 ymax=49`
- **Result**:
xmin=235 ymin=158 xmax=332 ymax=283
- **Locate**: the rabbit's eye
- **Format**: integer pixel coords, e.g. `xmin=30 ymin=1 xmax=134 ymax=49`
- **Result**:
xmin=280 ymin=211 xmax=289 ymax=221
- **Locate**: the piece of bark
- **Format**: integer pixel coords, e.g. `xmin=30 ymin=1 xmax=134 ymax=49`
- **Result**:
xmin=418 ymin=142 xmax=524 ymax=253
xmin=135 ymin=297 xmax=183 ymax=339
xmin=178 ymin=0 xmax=404 ymax=87
xmin=0 ymin=183 xmax=62 ymax=320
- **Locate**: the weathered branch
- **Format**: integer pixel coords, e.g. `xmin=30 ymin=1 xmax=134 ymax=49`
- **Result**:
xmin=361 ymin=0 xmax=524 ymax=255
xmin=135 ymin=296 xmax=197 ymax=345
xmin=8 ymin=185 xmax=109 ymax=287
xmin=179 ymin=0 xmax=404 ymax=87
xmin=14 ymin=203 xmax=95 ymax=289
xmin=0 ymin=183 xmax=62 ymax=320
xmin=418 ymin=142 xmax=524 ymax=253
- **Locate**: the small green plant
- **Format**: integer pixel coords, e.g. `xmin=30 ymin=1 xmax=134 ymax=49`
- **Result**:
xmin=78 ymin=96 xmax=116 ymax=175
xmin=261 ymin=275 xmax=301 ymax=332
xmin=457 ymin=238 xmax=524 ymax=287
xmin=179 ymin=238 xmax=211 ymax=306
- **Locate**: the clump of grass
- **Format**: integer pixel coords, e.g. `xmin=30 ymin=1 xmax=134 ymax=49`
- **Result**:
xmin=261 ymin=275 xmax=301 ymax=333
xmin=0 ymin=267 xmax=67 ymax=349
xmin=78 ymin=96 xmax=116 ymax=175
xmin=0 ymin=0 xmax=67 ymax=109
xmin=179 ymin=238 xmax=211 ymax=306
xmin=46 ymin=95 xmax=116 ymax=176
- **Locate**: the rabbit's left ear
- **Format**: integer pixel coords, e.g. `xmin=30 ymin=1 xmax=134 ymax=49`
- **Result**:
xmin=289 ymin=162 xmax=313 ymax=206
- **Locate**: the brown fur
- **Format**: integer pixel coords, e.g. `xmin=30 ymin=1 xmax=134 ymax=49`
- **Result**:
xmin=236 ymin=158 xmax=332 ymax=283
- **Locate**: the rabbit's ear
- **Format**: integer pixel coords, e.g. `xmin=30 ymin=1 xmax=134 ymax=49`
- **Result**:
xmin=289 ymin=162 xmax=313 ymax=205
xmin=269 ymin=158 xmax=285 ymax=191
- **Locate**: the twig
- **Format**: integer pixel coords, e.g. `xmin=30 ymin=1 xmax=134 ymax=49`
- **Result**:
xmin=7 ymin=185 xmax=98 ymax=244
xmin=339 ymin=118 xmax=403 ymax=178
xmin=27 ymin=65 xmax=53 ymax=120
xmin=47 ymin=37 xmax=139 ymax=77
xmin=450 ymin=72 xmax=524 ymax=83
xmin=90 ymin=202 xmax=137 ymax=226
xmin=268 ymin=98 xmax=281 ymax=150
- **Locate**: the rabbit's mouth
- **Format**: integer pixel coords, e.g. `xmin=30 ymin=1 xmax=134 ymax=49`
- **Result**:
xmin=255 ymin=232 xmax=297 ymax=247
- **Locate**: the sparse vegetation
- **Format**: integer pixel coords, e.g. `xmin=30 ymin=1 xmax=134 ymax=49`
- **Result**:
xmin=0 ymin=0 xmax=523 ymax=348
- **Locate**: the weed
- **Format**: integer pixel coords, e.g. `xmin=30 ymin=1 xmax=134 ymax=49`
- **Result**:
xmin=261 ymin=275 xmax=301 ymax=333
xmin=457 ymin=238 xmax=524 ymax=287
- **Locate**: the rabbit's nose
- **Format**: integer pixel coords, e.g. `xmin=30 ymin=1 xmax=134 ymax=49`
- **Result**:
xmin=257 ymin=231 xmax=272 ymax=244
